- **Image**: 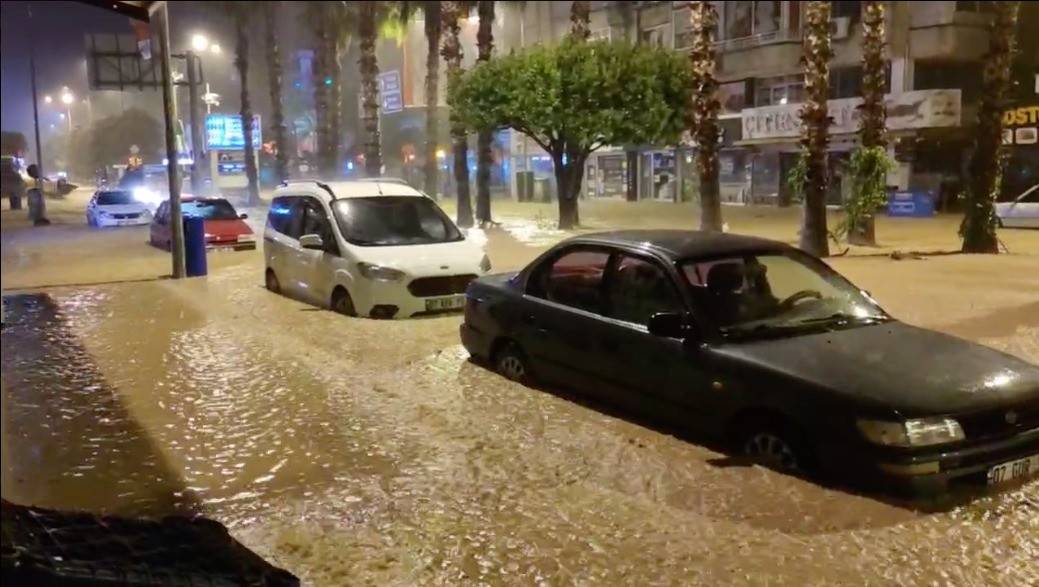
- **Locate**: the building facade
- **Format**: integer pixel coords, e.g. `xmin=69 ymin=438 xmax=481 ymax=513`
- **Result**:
xmin=392 ymin=1 xmax=1037 ymax=203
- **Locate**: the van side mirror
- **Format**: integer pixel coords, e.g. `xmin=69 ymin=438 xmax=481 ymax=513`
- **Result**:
xmin=299 ymin=233 xmax=324 ymax=250
xmin=648 ymin=312 xmax=696 ymax=339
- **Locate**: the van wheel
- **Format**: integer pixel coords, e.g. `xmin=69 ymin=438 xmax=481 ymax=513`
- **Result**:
xmin=494 ymin=341 xmax=533 ymax=384
xmin=265 ymin=269 xmax=280 ymax=293
xmin=331 ymin=287 xmax=356 ymax=316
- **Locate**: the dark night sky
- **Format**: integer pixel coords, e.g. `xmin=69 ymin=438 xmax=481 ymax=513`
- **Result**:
xmin=0 ymin=1 xmax=249 ymax=163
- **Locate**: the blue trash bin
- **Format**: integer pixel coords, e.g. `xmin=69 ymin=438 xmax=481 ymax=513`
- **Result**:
xmin=183 ymin=215 xmax=208 ymax=277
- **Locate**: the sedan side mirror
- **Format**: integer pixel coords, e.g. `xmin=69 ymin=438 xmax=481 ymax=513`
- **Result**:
xmin=648 ymin=312 xmax=696 ymax=339
xmin=239 ymin=213 xmax=248 ymax=219
xmin=299 ymin=233 xmax=324 ymax=250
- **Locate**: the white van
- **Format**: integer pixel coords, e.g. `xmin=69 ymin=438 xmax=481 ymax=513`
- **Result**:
xmin=263 ymin=180 xmax=490 ymax=318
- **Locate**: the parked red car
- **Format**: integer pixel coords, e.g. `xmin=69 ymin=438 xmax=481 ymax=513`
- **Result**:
xmin=149 ymin=197 xmax=256 ymax=251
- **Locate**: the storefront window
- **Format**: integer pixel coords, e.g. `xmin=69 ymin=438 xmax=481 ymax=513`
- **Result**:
xmin=914 ymin=61 xmax=983 ymax=102
xmin=588 ymin=154 xmax=629 ymax=199
xmin=754 ymin=75 xmax=805 ymax=106
xmin=726 ymin=2 xmax=753 ymax=38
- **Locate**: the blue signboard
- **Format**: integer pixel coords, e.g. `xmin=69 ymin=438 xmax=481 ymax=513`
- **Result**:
xmin=205 ymin=114 xmax=262 ymax=150
xmin=378 ymin=70 xmax=403 ymax=114
xmin=887 ymin=191 xmax=935 ymax=217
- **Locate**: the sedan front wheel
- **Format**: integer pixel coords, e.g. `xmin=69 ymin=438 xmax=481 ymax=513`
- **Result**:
xmin=494 ymin=341 xmax=532 ymax=385
xmin=739 ymin=419 xmax=813 ymax=473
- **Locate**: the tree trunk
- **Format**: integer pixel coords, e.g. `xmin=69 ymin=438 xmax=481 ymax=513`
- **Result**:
xmin=264 ymin=2 xmax=289 ymax=183
xmin=798 ymin=1 xmax=832 ymax=257
xmin=423 ymin=6 xmax=442 ymax=198
xmin=570 ymin=1 xmax=591 ymax=40
xmin=311 ymin=15 xmax=331 ymax=176
xmin=443 ymin=1 xmax=473 ymax=227
xmin=690 ymin=1 xmax=722 ymax=232
xmin=236 ymin=18 xmax=260 ymax=205
xmin=359 ymin=2 xmax=382 ymax=178
xmin=962 ymin=1 xmax=1019 ymax=254
xmin=475 ymin=0 xmax=495 ymax=225
xmin=329 ymin=37 xmax=342 ymax=177
xmin=849 ymin=0 xmax=887 ymax=246
xmin=552 ymin=149 xmax=585 ymax=229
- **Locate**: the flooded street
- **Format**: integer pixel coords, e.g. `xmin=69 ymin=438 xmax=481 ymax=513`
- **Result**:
xmin=2 ymin=191 xmax=1038 ymax=585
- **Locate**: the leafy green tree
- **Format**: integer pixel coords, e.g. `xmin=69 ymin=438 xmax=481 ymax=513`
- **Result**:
xmin=689 ymin=1 xmax=722 ymax=232
xmin=442 ymin=1 xmax=473 ymax=227
xmin=450 ymin=40 xmax=693 ymax=229
xmin=797 ymin=1 xmax=833 ymax=257
xmin=961 ymin=1 xmax=1020 ymax=254
xmin=264 ymin=1 xmax=289 ymax=183
xmin=843 ymin=0 xmax=888 ymax=246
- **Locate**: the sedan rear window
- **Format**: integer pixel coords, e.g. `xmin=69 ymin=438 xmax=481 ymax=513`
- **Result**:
xmin=96 ymin=191 xmax=136 ymax=206
xmin=182 ymin=199 xmax=240 ymax=220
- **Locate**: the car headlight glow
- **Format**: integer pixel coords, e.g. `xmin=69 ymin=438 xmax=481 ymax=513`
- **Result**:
xmin=479 ymin=254 xmax=492 ymax=273
xmin=857 ymin=417 xmax=965 ymax=447
xmin=132 ymin=187 xmax=161 ymax=205
xmin=357 ymin=262 xmax=405 ymax=282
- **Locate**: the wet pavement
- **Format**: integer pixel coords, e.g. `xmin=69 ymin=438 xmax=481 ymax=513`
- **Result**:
xmin=2 ymin=191 xmax=1039 ymax=585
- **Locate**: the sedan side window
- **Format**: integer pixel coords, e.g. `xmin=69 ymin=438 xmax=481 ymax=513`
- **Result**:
xmin=606 ymin=255 xmax=684 ymax=326
xmin=530 ymin=249 xmax=610 ymax=314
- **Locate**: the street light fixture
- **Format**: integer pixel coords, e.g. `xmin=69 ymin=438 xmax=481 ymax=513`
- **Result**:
xmin=210 ymin=43 xmax=221 ymax=55
xmin=44 ymin=95 xmax=53 ymax=104
xmin=60 ymin=89 xmax=74 ymax=105
xmin=191 ymin=33 xmax=210 ymax=52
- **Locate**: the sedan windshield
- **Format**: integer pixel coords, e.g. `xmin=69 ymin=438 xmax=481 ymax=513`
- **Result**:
xmin=182 ymin=199 xmax=239 ymax=220
xmin=97 ymin=191 xmax=136 ymax=206
xmin=332 ymin=196 xmax=463 ymax=246
xmin=682 ymin=252 xmax=888 ymax=337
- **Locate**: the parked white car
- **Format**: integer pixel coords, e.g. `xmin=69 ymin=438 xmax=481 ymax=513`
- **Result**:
xmin=996 ymin=184 xmax=1038 ymax=229
xmin=86 ymin=189 xmax=152 ymax=227
xmin=264 ymin=180 xmax=490 ymax=318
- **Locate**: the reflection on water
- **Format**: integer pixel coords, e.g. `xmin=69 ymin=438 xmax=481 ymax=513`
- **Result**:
xmin=2 ymin=264 xmax=1037 ymax=586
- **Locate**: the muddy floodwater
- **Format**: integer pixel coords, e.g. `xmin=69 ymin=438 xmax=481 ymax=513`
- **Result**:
xmin=2 ymin=192 xmax=1038 ymax=585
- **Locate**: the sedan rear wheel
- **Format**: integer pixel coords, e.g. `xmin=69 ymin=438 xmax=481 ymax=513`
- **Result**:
xmin=265 ymin=269 xmax=280 ymax=294
xmin=495 ymin=342 xmax=532 ymax=384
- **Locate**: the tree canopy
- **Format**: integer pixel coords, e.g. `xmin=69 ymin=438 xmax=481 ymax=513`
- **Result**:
xmin=449 ymin=39 xmax=693 ymax=227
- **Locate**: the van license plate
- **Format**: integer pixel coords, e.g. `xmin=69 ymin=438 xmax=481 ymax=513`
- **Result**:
xmin=425 ymin=295 xmax=465 ymax=311
xmin=987 ymin=454 xmax=1039 ymax=485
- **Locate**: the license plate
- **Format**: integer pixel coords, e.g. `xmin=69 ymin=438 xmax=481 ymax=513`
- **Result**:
xmin=987 ymin=454 xmax=1039 ymax=485
xmin=424 ymin=295 xmax=465 ymax=311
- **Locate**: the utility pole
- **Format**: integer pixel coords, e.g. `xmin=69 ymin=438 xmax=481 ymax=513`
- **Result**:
xmin=154 ymin=2 xmax=186 ymax=278
xmin=27 ymin=4 xmax=43 ymax=182
xmin=185 ymin=50 xmax=205 ymax=193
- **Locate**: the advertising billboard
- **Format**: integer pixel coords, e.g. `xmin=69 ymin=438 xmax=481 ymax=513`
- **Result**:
xmin=205 ymin=114 xmax=261 ymax=150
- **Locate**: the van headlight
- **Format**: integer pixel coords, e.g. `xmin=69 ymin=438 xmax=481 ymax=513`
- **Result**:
xmin=357 ymin=262 xmax=405 ymax=282
xmin=479 ymin=254 xmax=492 ymax=273
xmin=857 ymin=417 xmax=965 ymax=447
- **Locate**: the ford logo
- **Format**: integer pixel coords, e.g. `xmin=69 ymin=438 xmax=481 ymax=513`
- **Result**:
xmin=1005 ymin=411 xmax=1018 ymax=425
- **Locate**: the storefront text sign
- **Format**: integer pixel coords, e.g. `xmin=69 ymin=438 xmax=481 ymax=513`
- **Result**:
xmin=741 ymin=89 xmax=962 ymax=141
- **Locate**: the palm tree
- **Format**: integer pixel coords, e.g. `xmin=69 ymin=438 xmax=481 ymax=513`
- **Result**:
xmin=689 ymin=1 xmax=722 ymax=232
xmin=228 ymin=4 xmax=260 ymax=204
xmin=474 ymin=0 xmax=496 ymax=226
xmin=358 ymin=2 xmax=382 ymax=177
xmin=570 ymin=1 xmax=591 ymax=40
xmin=962 ymin=1 xmax=1020 ymax=253
xmin=400 ymin=1 xmax=443 ymax=198
xmin=303 ymin=4 xmax=332 ymax=176
xmin=264 ymin=1 xmax=289 ymax=183
xmin=797 ymin=1 xmax=833 ymax=257
xmin=442 ymin=1 xmax=473 ymax=227
xmin=846 ymin=0 xmax=886 ymax=245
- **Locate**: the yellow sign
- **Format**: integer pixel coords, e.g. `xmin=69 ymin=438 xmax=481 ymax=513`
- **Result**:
xmin=1003 ymin=105 xmax=1039 ymax=127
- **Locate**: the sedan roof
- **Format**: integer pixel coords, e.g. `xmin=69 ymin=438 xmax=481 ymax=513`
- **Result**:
xmin=570 ymin=230 xmax=792 ymax=260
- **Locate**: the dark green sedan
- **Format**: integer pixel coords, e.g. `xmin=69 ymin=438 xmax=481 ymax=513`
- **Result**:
xmin=460 ymin=230 xmax=1039 ymax=493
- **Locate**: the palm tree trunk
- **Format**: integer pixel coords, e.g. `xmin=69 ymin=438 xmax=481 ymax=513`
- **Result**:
xmin=475 ymin=0 xmax=495 ymax=225
xmin=423 ymin=4 xmax=442 ymax=198
xmin=570 ymin=1 xmax=591 ymax=40
xmin=264 ymin=1 xmax=289 ymax=183
xmin=329 ymin=39 xmax=342 ymax=177
xmin=311 ymin=15 xmax=331 ymax=176
xmin=848 ymin=0 xmax=886 ymax=246
xmin=962 ymin=1 xmax=1019 ymax=254
xmin=798 ymin=1 xmax=832 ymax=257
xmin=690 ymin=1 xmax=722 ymax=232
xmin=359 ymin=2 xmax=382 ymax=178
xmin=442 ymin=1 xmax=472 ymax=228
xmin=235 ymin=16 xmax=260 ymax=205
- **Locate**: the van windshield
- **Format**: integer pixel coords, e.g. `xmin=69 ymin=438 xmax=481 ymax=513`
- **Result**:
xmin=332 ymin=196 xmax=464 ymax=246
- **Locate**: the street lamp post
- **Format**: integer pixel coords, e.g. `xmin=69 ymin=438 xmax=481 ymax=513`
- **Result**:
xmin=61 ymin=87 xmax=75 ymax=132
